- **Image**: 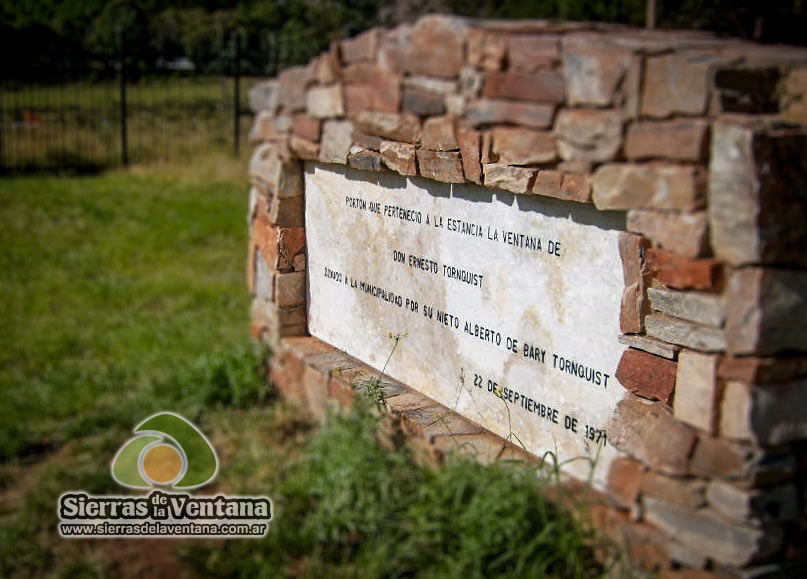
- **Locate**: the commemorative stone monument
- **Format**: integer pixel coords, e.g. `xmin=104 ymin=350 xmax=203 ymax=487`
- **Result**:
xmin=246 ymin=15 xmax=807 ymax=577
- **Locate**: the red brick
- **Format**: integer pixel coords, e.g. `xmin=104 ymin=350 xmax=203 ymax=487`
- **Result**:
xmin=616 ymin=348 xmax=677 ymax=403
xmin=421 ymin=116 xmax=457 ymax=151
xmin=492 ymin=127 xmax=556 ymax=165
xmin=532 ymin=170 xmax=562 ymax=197
xmin=559 ymin=173 xmax=591 ymax=203
xmin=289 ymin=136 xmax=319 ymax=160
xmin=402 ymin=88 xmax=445 ymax=116
xmin=467 ymin=28 xmax=507 ymax=71
xmin=246 ymin=242 xmax=256 ymax=294
xmin=404 ymin=15 xmax=466 ymax=78
xmin=340 ymin=28 xmax=378 ymax=63
xmin=646 ymin=249 xmax=723 ymax=291
xmin=507 ymin=34 xmax=560 ymax=73
xmin=625 ymin=119 xmax=708 ymax=162
xmin=249 ymin=321 xmax=266 ymax=340
xmin=342 ymin=64 xmax=401 ymax=113
xmin=606 ymin=456 xmax=643 ymax=509
xmin=416 ymin=150 xmax=464 ymax=183
xmin=618 ymin=233 xmax=650 ymax=334
xmin=718 ymin=355 xmax=807 ymax=384
xmin=292 ymin=115 xmax=321 ymax=142
xmin=610 ymin=396 xmax=696 ymax=476
xmin=482 ymin=70 xmax=564 ymax=103
xmin=457 ymin=127 xmax=482 ymax=184
xmin=380 ymin=141 xmax=417 ymax=176
xmin=356 ymin=111 xmax=420 ymax=143
xmin=252 ymin=211 xmax=306 ymax=272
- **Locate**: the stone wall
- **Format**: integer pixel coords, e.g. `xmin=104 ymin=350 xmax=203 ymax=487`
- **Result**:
xmin=245 ymin=15 xmax=807 ymax=577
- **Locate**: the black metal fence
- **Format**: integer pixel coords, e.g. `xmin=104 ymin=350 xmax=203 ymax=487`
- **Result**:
xmin=0 ymin=29 xmax=328 ymax=173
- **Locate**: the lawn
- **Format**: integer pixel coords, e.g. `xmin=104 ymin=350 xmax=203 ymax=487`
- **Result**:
xmin=1 ymin=77 xmax=258 ymax=170
xmin=0 ymin=163 xmax=610 ymax=578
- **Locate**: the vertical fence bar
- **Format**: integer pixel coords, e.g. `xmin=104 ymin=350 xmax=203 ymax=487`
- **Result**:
xmin=0 ymin=79 xmax=5 ymax=172
xmin=233 ymin=32 xmax=241 ymax=157
xmin=119 ymin=29 xmax=128 ymax=166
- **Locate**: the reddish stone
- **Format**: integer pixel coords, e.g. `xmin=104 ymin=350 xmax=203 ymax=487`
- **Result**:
xmin=340 ymin=28 xmax=378 ymax=63
xmin=625 ymin=119 xmax=709 ymax=162
xmin=356 ymin=111 xmax=420 ymax=143
xmin=348 ymin=147 xmax=383 ymax=172
xmin=292 ymin=115 xmax=321 ymax=142
xmin=492 ymin=127 xmax=557 ymax=165
xmin=277 ymin=65 xmax=312 ymax=112
xmin=268 ymin=192 xmax=305 ymax=227
xmin=352 ymin=131 xmax=383 ymax=151
xmin=616 ymin=348 xmax=678 ymax=403
xmin=289 ymin=136 xmax=319 ymax=160
xmin=646 ymin=248 xmax=723 ymax=291
xmin=718 ymin=356 xmax=807 ymax=384
xmin=342 ymin=64 xmax=401 ymax=114
xmin=610 ymin=396 xmax=696 ymax=476
xmin=559 ymin=173 xmax=591 ymax=203
xmin=249 ymin=321 xmax=267 ymax=340
xmin=421 ymin=116 xmax=457 ymax=151
xmin=532 ymin=170 xmax=562 ymax=197
xmin=555 ymin=108 xmax=623 ymax=162
xmin=467 ymin=28 xmax=507 ymax=71
xmin=345 ymin=81 xmax=400 ymax=115
xmin=606 ymin=456 xmax=644 ymax=509
xmin=313 ymin=48 xmax=340 ymax=85
xmin=689 ymin=435 xmax=761 ymax=480
xmin=641 ymin=53 xmax=713 ymax=118
xmin=252 ymin=210 xmax=305 ymax=272
xmin=483 ymin=70 xmax=564 ymax=103
xmin=618 ymin=232 xmax=650 ymax=334
xmin=562 ymin=34 xmax=637 ymax=108
xmin=342 ymin=63 xmax=382 ymax=84
xmin=627 ymin=210 xmax=708 ymax=259
xmin=639 ymin=471 xmax=706 ymax=509
xmin=246 ymin=242 xmax=257 ymax=294
xmin=591 ymin=163 xmax=705 ymax=211
xmin=457 ymin=127 xmax=482 ymax=184
xmin=402 ymin=88 xmax=445 ymax=116
xmin=380 ymin=141 xmax=417 ymax=176
xmin=306 ymin=85 xmax=344 ymax=118
xmin=465 ymin=99 xmax=555 ymax=129
xmin=404 ymin=15 xmax=466 ymax=79
xmin=507 ymin=34 xmax=560 ymax=73
xmin=480 ymin=131 xmax=496 ymax=163
xmin=482 ymin=164 xmax=535 ymax=194
xmin=416 ymin=150 xmax=464 ymax=183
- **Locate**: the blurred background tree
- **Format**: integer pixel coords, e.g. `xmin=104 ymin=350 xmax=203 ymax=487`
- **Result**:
xmin=0 ymin=0 xmax=804 ymax=78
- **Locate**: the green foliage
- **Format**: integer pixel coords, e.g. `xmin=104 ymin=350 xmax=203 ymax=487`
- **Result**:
xmin=184 ymin=401 xmax=604 ymax=579
xmin=168 ymin=342 xmax=272 ymax=410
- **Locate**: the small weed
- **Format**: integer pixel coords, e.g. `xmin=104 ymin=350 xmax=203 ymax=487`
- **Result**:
xmin=356 ymin=331 xmax=406 ymax=406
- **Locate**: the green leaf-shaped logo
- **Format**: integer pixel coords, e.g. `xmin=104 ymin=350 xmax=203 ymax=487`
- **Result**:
xmin=111 ymin=412 xmax=218 ymax=490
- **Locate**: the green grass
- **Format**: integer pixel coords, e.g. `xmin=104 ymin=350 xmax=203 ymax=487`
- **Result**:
xmin=0 ymin=169 xmax=256 ymax=460
xmin=0 ymin=164 xmax=271 ymax=577
xmin=184 ymin=401 xmax=607 ymax=579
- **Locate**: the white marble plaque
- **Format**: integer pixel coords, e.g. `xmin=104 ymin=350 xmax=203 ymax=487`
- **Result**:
xmin=305 ymin=163 xmax=629 ymax=485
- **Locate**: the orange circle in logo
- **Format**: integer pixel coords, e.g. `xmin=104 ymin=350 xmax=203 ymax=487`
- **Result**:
xmin=143 ymin=445 xmax=182 ymax=484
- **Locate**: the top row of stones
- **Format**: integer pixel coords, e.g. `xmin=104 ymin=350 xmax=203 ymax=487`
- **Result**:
xmin=252 ymin=15 xmax=807 ymax=122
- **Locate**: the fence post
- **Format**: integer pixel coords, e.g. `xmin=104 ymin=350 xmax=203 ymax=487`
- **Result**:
xmin=233 ymin=32 xmax=241 ymax=157
xmin=0 ymin=79 xmax=4 ymax=172
xmin=118 ymin=28 xmax=128 ymax=166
